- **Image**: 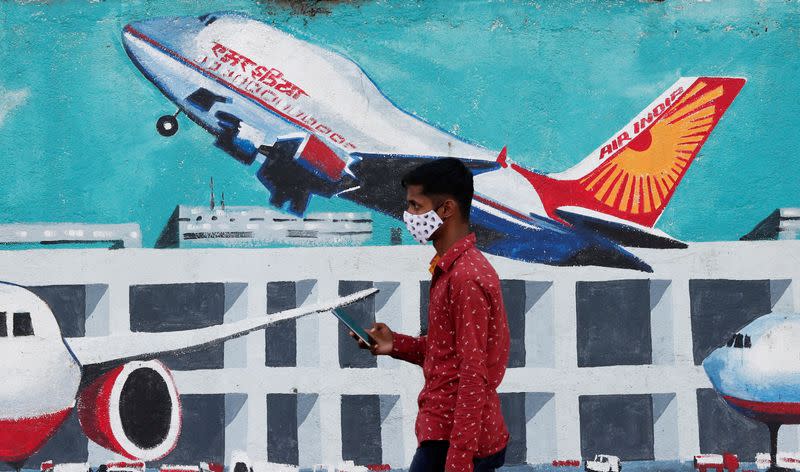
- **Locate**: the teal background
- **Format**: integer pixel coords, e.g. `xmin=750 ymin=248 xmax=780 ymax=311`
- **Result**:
xmin=0 ymin=0 xmax=797 ymax=248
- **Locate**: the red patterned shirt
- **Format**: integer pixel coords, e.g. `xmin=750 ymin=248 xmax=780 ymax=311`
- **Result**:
xmin=391 ymin=233 xmax=510 ymax=472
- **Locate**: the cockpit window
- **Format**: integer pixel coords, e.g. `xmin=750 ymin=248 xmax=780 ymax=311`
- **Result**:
xmin=0 ymin=312 xmax=6 ymax=337
xmin=13 ymin=312 xmax=33 ymax=336
xmin=197 ymin=14 xmax=217 ymax=26
xmin=727 ymin=333 xmax=752 ymax=349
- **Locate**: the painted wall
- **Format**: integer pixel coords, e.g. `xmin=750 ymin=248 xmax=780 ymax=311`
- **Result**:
xmin=1 ymin=0 xmax=799 ymax=470
xmin=1 ymin=0 xmax=798 ymax=244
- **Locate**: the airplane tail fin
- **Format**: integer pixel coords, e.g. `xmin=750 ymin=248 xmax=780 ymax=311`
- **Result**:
xmin=526 ymin=77 xmax=745 ymax=228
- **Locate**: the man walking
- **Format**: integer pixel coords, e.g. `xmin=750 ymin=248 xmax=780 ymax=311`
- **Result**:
xmin=351 ymin=158 xmax=510 ymax=472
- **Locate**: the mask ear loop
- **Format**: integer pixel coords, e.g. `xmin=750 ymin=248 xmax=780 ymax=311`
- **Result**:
xmin=433 ymin=199 xmax=449 ymax=220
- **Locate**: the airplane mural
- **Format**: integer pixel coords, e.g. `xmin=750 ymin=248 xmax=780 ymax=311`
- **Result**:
xmin=0 ymin=282 xmax=377 ymax=467
xmin=703 ymin=313 xmax=800 ymax=471
xmin=122 ymin=12 xmax=745 ymax=272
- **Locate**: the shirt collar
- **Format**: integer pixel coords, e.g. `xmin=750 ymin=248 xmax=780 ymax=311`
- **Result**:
xmin=429 ymin=233 xmax=476 ymax=274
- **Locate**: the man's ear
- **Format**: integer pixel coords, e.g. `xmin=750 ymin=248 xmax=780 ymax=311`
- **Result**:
xmin=442 ymin=199 xmax=458 ymax=219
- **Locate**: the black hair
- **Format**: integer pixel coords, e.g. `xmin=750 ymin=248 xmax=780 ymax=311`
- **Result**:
xmin=401 ymin=158 xmax=473 ymax=220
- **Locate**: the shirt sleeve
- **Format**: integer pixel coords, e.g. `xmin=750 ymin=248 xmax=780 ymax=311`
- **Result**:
xmin=446 ymin=277 xmax=491 ymax=472
xmin=389 ymin=332 xmax=426 ymax=366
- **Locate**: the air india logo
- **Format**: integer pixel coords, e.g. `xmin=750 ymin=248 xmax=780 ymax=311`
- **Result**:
xmin=579 ymin=80 xmax=725 ymax=215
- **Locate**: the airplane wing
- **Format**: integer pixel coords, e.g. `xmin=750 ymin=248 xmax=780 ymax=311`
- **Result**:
xmin=555 ymin=206 xmax=688 ymax=249
xmin=64 ymin=287 xmax=377 ymax=367
xmin=337 ymin=152 xmax=502 ymax=219
xmin=253 ymin=131 xmax=502 ymax=217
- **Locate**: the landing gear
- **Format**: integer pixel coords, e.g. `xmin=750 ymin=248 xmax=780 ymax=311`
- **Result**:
xmin=768 ymin=423 xmax=792 ymax=472
xmin=156 ymin=109 xmax=180 ymax=137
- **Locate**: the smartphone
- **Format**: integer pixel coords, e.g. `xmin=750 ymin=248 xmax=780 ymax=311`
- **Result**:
xmin=331 ymin=308 xmax=376 ymax=347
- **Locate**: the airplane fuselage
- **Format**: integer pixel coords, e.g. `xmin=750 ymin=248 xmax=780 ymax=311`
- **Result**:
xmin=703 ymin=313 xmax=800 ymax=425
xmin=0 ymin=284 xmax=81 ymax=463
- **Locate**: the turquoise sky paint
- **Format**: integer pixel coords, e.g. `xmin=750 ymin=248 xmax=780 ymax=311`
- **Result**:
xmin=0 ymin=0 xmax=797 ymax=248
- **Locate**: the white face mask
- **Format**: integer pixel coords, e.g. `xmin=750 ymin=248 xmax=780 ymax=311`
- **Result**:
xmin=403 ymin=207 xmax=444 ymax=244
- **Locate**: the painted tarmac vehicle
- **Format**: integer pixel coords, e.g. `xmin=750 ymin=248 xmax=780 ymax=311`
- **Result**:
xmin=703 ymin=314 xmax=800 ymax=471
xmin=0 ymin=282 xmax=377 ymax=468
xmin=122 ymin=12 xmax=745 ymax=272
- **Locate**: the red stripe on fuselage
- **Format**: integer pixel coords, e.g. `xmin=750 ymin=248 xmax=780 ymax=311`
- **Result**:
xmin=723 ymin=395 xmax=800 ymax=424
xmin=0 ymin=407 xmax=72 ymax=463
xmin=473 ymin=194 xmax=534 ymax=224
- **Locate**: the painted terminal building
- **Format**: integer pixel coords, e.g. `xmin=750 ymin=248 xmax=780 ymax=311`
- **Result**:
xmin=1 ymin=240 xmax=798 ymax=470
xmin=155 ymin=205 xmax=373 ymax=248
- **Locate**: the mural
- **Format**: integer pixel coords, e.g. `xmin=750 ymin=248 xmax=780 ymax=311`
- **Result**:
xmin=1 ymin=1 xmax=800 ymax=471
xmin=122 ymin=12 xmax=744 ymax=272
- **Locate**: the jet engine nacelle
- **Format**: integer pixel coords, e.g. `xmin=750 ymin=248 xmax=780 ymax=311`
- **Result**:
xmin=76 ymin=360 xmax=181 ymax=461
xmin=257 ymin=134 xmax=352 ymax=215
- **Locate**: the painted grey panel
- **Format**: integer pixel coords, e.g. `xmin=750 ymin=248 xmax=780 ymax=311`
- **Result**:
xmin=341 ymin=394 xmax=382 ymax=465
xmin=502 ymin=280 xmax=526 ymax=368
xmin=696 ymin=388 xmax=768 ymax=457
xmin=267 ymin=393 xmax=299 ymax=465
xmin=420 ymin=280 xmax=430 ymax=336
xmin=690 ymin=279 xmax=772 ymax=365
xmin=28 ymin=285 xmax=86 ymax=337
xmin=161 ymin=394 xmax=225 ymax=464
xmin=500 ymin=392 xmax=526 ymax=464
xmin=129 ymin=283 xmax=225 ymax=370
xmin=579 ymin=394 xmax=655 ymax=461
xmin=25 ymin=409 xmax=87 ymax=467
xmin=265 ymin=282 xmax=297 ymax=367
xmin=338 ymin=281 xmax=376 ymax=369
xmin=577 ymin=280 xmax=652 ymax=367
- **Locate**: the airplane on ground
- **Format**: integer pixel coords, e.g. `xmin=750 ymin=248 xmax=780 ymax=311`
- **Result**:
xmin=122 ymin=12 xmax=745 ymax=272
xmin=703 ymin=313 xmax=800 ymax=471
xmin=0 ymin=281 xmax=377 ymax=468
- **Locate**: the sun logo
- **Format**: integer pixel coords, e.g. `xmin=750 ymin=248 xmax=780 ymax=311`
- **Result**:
xmin=579 ymin=80 xmax=727 ymax=216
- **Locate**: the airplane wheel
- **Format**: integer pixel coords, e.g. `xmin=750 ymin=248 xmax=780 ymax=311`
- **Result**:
xmin=156 ymin=115 xmax=179 ymax=137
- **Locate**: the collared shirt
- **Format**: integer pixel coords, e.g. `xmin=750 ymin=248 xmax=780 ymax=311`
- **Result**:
xmin=391 ymin=233 xmax=510 ymax=472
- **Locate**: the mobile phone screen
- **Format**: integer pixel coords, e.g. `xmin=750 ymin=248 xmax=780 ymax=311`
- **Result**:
xmin=331 ymin=308 xmax=375 ymax=347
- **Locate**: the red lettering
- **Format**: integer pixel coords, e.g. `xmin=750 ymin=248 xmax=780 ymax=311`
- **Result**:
xmin=315 ymin=124 xmax=331 ymax=134
xmin=330 ymin=134 xmax=345 ymax=144
xmin=634 ymin=113 xmax=654 ymax=134
xmin=252 ymin=65 xmax=268 ymax=80
xmin=616 ymin=131 xmax=631 ymax=148
xmin=599 ymin=143 xmax=613 ymax=160
xmin=291 ymin=87 xmax=308 ymax=100
xmin=653 ymin=103 xmax=665 ymax=116
xmin=670 ymin=86 xmax=684 ymax=102
xmin=275 ymin=80 xmax=293 ymax=93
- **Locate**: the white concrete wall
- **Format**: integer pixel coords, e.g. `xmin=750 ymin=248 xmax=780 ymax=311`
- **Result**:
xmin=4 ymin=240 xmax=800 ymax=467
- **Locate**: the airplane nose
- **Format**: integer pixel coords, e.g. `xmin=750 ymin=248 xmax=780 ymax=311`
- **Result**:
xmin=122 ymin=15 xmax=208 ymax=83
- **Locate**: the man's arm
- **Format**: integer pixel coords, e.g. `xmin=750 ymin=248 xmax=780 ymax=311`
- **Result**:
xmin=390 ymin=333 xmax=427 ymax=366
xmin=446 ymin=277 xmax=491 ymax=472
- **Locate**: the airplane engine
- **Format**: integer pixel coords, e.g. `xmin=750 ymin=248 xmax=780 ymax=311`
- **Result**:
xmin=256 ymin=134 xmax=353 ymax=215
xmin=76 ymin=360 xmax=181 ymax=461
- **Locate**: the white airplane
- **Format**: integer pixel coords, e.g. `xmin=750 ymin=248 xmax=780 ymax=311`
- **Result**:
xmin=121 ymin=12 xmax=745 ymax=272
xmin=703 ymin=313 xmax=800 ymax=470
xmin=0 ymin=281 xmax=377 ymax=467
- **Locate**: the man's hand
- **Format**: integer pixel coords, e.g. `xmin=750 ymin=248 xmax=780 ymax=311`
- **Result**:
xmin=349 ymin=322 xmax=393 ymax=355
